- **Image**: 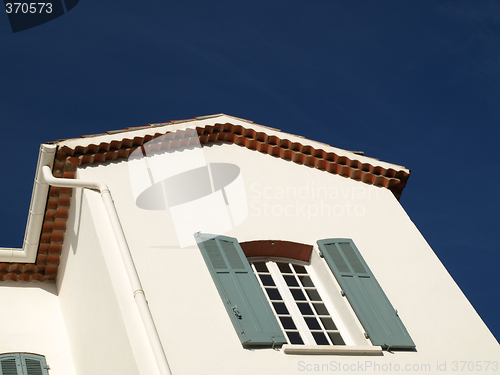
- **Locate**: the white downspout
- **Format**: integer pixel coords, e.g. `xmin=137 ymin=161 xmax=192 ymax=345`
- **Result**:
xmin=41 ymin=165 xmax=173 ymax=375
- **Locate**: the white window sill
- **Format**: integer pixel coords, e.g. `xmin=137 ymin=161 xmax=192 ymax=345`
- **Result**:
xmin=282 ymin=345 xmax=383 ymax=356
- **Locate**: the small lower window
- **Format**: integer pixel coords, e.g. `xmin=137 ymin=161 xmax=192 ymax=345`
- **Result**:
xmin=251 ymin=259 xmax=346 ymax=346
xmin=0 ymin=353 xmax=49 ymax=375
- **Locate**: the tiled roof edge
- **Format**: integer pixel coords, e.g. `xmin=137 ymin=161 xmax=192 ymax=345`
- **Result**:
xmin=0 ymin=122 xmax=409 ymax=282
xmin=58 ymin=122 xmax=409 ymax=195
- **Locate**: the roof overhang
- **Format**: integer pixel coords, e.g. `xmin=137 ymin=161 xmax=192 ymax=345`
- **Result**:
xmin=0 ymin=114 xmax=410 ymax=282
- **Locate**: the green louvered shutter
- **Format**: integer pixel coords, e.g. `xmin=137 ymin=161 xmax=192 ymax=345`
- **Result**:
xmin=0 ymin=354 xmax=21 ymax=375
xmin=0 ymin=354 xmax=48 ymax=375
xmin=196 ymin=234 xmax=287 ymax=347
xmin=20 ymin=354 xmax=48 ymax=375
xmin=318 ymin=239 xmax=415 ymax=350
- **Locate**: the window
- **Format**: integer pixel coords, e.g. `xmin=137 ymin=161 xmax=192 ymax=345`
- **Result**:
xmin=195 ymin=234 xmax=415 ymax=352
xmin=251 ymin=259 xmax=346 ymax=346
xmin=0 ymin=353 xmax=49 ymax=375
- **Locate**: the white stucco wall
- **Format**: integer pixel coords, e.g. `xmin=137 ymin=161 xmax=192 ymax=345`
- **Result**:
xmin=0 ymin=282 xmax=75 ymax=375
xmin=69 ymin=130 xmax=500 ymax=375
xmin=55 ymin=184 xmax=160 ymax=375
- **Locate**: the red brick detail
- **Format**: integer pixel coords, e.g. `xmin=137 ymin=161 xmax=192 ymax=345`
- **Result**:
xmin=9 ymin=264 xmax=23 ymax=274
xmin=48 ymin=244 xmax=62 ymax=254
xmin=241 ymin=240 xmax=313 ymax=263
xmin=53 ymin=221 xmax=67 ymax=231
xmin=5 ymin=273 xmax=18 ymax=281
xmin=0 ymin=263 xmax=10 ymax=273
xmin=22 ymin=264 xmax=37 ymax=274
xmin=44 ymin=266 xmax=58 ymax=276
xmin=44 ymin=211 xmax=56 ymax=222
xmin=49 ymin=187 xmax=60 ymax=197
xmin=46 ymin=254 xmax=60 ymax=265
xmin=55 ymin=209 xmax=69 ymax=219
xmin=60 ymin=187 xmax=72 ymax=195
xmin=18 ymin=274 xmax=30 ymax=282
xmin=37 ymin=253 xmax=47 ymax=264
xmin=50 ymin=232 xmax=64 ymax=243
xmin=47 ymin=199 xmax=58 ymax=210
xmin=40 ymin=234 xmax=51 ymax=244
xmin=38 ymin=244 xmax=49 ymax=255
xmin=42 ymin=223 xmax=53 ymax=233
xmin=31 ymin=273 xmax=44 ymax=282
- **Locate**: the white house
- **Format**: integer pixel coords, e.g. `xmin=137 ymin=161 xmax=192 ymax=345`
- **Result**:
xmin=0 ymin=114 xmax=498 ymax=375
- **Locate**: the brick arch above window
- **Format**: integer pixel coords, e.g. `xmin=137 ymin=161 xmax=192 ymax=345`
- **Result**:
xmin=240 ymin=240 xmax=312 ymax=263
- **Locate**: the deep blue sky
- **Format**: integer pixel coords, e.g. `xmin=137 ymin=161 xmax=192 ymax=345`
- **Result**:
xmin=1 ymin=1 xmax=499 ymax=342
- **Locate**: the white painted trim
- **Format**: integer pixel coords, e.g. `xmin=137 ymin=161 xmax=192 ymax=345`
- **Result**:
xmin=282 ymin=345 xmax=383 ymax=355
xmin=52 ymin=114 xmax=409 ymax=172
xmin=267 ymin=261 xmax=317 ymax=345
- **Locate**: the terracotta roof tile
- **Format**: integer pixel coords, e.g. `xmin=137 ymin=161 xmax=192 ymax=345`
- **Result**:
xmin=1 ymin=122 xmax=410 ymax=282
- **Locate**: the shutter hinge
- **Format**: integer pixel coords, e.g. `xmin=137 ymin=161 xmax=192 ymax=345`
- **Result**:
xmin=395 ymin=309 xmax=398 ymax=316
xmin=319 ymin=252 xmax=324 ymax=258
xmin=271 ymin=337 xmax=278 ymax=350
xmin=364 ymin=332 xmax=369 ymax=339
xmin=232 ymin=306 xmax=242 ymax=319
xmin=340 ymin=290 xmax=345 ymax=297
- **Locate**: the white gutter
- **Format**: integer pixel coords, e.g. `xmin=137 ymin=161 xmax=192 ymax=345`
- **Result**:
xmin=41 ymin=165 xmax=172 ymax=375
xmin=0 ymin=144 xmax=57 ymax=263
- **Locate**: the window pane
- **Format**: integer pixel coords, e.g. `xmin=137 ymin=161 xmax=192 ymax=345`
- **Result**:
xmin=253 ymin=262 xmax=268 ymax=272
xmin=251 ymin=258 xmax=346 ymax=347
xmin=320 ymin=317 xmax=337 ymax=330
xmin=272 ymin=302 xmax=289 ymax=315
xmin=312 ymin=303 xmax=329 ymax=315
xmin=286 ymin=331 xmax=304 ymax=345
xmin=328 ymin=332 xmax=346 ymax=345
xmin=312 ymin=331 xmax=329 ymax=345
xmin=290 ymin=289 xmax=306 ymax=301
xmin=259 ymin=274 xmax=275 ymax=286
xmin=265 ymin=288 xmax=282 ymax=301
xmin=292 ymin=264 xmax=307 ymax=274
xmin=305 ymin=289 xmax=321 ymax=301
xmin=297 ymin=303 xmax=314 ymax=316
xmin=284 ymin=276 xmax=299 ymax=287
xmin=279 ymin=317 xmax=297 ymax=330
xmin=277 ymin=262 xmax=292 ymax=273
xmin=304 ymin=317 xmax=321 ymax=330
xmin=298 ymin=275 xmax=314 ymax=287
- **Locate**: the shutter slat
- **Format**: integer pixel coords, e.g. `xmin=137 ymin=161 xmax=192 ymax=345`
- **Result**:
xmin=220 ymin=239 xmax=245 ymax=269
xmin=0 ymin=357 xmax=19 ymax=375
xmin=20 ymin=354 xmax=49 ymax=375
xmin=318 ymin=239 xmax=415 ymax=350
xmin=323 ymin=243 xmax=349 ymax=272
xmin=24 ymin=359 xmax=43 ymax=375
xmin=339 ymin=243 xmax=367 ymax=273
xmin=196 ymin=233 xmax=287 ymax=347
xmin=205 ymin=239 xmax=228 ymax=269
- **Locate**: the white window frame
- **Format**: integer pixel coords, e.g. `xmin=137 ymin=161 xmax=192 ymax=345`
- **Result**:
xmin=250 ymin=255 xmax=354 ymax=346
xmin=248 ymin=248 xmax=381 ymax=355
